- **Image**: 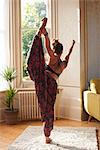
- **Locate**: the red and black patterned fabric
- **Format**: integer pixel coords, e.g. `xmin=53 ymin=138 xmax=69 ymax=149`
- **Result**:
xmin=27 ymin=35 xmax=57 ymax=137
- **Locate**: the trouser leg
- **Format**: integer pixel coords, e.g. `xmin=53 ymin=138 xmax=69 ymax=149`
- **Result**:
xmin=43 ymin=105 xmax=54 ymax=137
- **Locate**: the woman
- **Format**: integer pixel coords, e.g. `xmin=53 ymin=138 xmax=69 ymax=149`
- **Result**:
xmin=27 ymin=18 xmax=75 ymax=144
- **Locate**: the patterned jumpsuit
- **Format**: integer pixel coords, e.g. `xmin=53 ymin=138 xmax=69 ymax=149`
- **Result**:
xmin=27 ymin=35 xmax=57 ymax=137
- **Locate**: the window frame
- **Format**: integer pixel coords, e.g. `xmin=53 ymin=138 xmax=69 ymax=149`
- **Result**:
xmin=21 ymin=0 xmax=51 ymax=88
xmin=21 ymin=0 xmax=49 ymax=79
xmin=10 ymin=0 xmax=58 ymax=89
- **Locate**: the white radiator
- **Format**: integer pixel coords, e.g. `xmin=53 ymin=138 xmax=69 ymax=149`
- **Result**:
xmin=18 ymin=90 xmax=41 ymax=121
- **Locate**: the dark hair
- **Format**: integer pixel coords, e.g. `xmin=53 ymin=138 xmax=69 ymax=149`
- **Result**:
xmin=52 ymin=39 xmax=63 ymax=55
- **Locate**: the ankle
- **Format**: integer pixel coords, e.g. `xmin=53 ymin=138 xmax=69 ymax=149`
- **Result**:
xmin=45 ymin=137 xmax=52 ymax=144
xmin=46 ymin=137 xmax=49 ymax=140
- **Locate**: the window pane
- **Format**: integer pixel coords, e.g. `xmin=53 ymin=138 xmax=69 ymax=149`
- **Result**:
xmin=21 ymin=0 xmax=48 ymax=78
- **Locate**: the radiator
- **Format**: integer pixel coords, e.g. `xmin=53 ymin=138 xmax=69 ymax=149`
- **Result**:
xmin=18 ymin=90 xmax=41 ymax=121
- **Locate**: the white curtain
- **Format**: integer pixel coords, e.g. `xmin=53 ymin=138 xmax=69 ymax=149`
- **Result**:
xmin=9 ymin=0 xmax=22 ymax=88
xmin=0 ymin=0 xmax=10 ymax=91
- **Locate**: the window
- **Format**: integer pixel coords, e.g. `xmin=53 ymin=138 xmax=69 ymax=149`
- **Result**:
xmin=0 ymin=0 xmax=54 ymax=89
xmin=0 ymin=0 xmax=9 ymax=91
xmin=21 ymin=0 xmax=48 ymax=79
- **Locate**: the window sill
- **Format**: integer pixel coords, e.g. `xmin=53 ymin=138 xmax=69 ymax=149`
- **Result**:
xmin=21 ymin=79 xmax=35 ymax=89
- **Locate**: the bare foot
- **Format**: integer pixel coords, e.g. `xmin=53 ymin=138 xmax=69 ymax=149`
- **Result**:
xmin=39 ymin=17 xmax=47 ymax=33
xmin=45 ymin=137 xmax=52 ymax=144
xmin=41 ymin=17 xmax=47 ymax=29
xmin=37 ymin=17 xmax=47 ymax=37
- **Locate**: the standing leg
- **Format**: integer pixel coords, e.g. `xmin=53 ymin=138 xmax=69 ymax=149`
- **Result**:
xmin=43 ymin=106 xmax=54 ymax=143
xmin=42 ymin=72 xmax=57 ymax=143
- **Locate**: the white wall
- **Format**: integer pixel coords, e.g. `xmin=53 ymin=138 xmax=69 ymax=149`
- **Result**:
xmin=0 ymin=0 xmax=10 ymax=91
xmin=56 ymin=0 xmax=81 ymax=120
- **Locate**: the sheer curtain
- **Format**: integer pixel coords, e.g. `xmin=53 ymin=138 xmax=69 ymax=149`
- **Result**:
xmin=0 ymin=0 xmax=10 ymax=91
xmin=9 ymin=0 xmax=22 ymax=88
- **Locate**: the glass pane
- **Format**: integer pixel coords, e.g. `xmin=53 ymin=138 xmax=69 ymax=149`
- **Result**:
xmin=22 ymin=28 xmax=37 ymax=77
xmin=21 ymin=0 xmax=48 ymax=78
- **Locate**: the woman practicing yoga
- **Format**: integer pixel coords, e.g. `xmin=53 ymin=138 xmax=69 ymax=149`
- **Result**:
xmin=27 ymin=18 xmax=75 ymax=144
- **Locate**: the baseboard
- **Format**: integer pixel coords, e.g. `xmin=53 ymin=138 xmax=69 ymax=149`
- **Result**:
xmin=56 ymin=105 xmax=81 ymax=121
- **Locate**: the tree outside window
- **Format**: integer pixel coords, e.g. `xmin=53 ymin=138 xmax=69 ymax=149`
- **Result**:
xmin=21 ymin=0 xmax=48 ymax=78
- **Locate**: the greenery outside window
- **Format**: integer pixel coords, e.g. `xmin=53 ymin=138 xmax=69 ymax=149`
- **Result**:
xmin=21 ymin=0 xmax=48 ymax=79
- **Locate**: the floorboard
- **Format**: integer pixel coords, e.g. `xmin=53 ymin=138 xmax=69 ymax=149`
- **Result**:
xmin=0 ymin=119 xmax=100 ymax=150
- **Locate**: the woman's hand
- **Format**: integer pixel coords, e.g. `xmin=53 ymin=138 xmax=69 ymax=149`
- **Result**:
xmin=42 ymin=28 xmax=47 ymax=35
xmin=73 ymin=40 xmax=75 ymax=45
xmin=42 ymin=28 xmax=48 ymax=37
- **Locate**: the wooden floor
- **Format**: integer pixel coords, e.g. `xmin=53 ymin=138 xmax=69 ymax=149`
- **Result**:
xmin=0 ymin=119 xmax=100 ymax=150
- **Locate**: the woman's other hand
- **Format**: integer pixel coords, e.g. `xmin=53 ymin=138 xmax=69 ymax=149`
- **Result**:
xmin=73 ymin=40 xmax=75 ymax=45
xmin=42 ymin=28 xmax=47 ymax=35
xmin=42 ymin=28 xmax=48 ymax=37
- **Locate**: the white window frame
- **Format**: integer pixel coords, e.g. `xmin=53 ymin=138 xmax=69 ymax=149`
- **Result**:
xmin=9 ymin=0 xmax=22 ymax=88
xmin=9 ymin=0 xmax=58 ymax=89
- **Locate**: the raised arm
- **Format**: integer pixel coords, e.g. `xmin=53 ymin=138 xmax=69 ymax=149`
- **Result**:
xmin=42 ymin=28 xmax=54 ymax=57
xmin=65 ymin=40 xmax=75 ymax=62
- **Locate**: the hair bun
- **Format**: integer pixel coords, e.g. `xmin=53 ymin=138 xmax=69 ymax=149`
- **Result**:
xmin=52 ymin=39 xmax=63 ymax=55
xmin=52 ymin=39 xmax=59 ymax=47
xmin=53 ymin=39 xmax=59 ymax=43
